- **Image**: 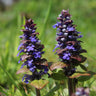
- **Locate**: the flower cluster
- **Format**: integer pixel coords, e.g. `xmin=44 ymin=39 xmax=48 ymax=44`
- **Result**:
xmin=17 ymin=19 xmax=48 ymax=83
xmin=53 ymin=9 xmax=87 ymax=76
xmin=72 ymin=87 xmax=89 ymax=96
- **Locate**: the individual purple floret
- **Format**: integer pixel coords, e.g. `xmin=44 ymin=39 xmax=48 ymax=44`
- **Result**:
xmin=17 ymin=19 xmax=49 ymax=83
xmin=53 ymin=9 xmax=87 ymax=76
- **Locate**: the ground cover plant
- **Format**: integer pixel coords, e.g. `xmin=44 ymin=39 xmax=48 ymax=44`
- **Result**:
xmin=0 ymin=0 xmax=96 ymax=96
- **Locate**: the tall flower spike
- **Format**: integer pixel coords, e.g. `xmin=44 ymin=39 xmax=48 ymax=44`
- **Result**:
xmin=53 ymin=9 xmax=87 ymax=76
xmin=17 ymin=19 xmax=49 ymax=83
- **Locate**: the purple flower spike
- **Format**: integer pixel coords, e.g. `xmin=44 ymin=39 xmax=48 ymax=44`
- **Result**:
xmin=17 ymin=19 xmax=49 ymax=83
xmin=53 ymin=9 xmax=87 ymax=76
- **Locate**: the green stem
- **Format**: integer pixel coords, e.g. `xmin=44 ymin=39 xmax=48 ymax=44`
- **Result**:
xmin=36 ymin=88 xmax=40 ymax=96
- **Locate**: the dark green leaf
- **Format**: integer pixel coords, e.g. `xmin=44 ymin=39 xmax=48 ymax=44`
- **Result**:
xmin=45 ymin=84 xmax=60 ymax=96
xmin=50 ymin=70 xmax=66 ymax=80
xmin=79 ymin=64 xmax=88 ymax=71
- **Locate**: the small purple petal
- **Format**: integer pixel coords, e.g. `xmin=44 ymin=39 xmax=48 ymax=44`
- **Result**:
xmin=66 ymin=45 xmax=76 ymax=51
xmin=77 ymin=32 xmax=81 ymax=34
xmin=53 ymin=24 xmax=58 ymax=28
xmin=29 ymin=66 xmax=36 ymax=72
xmin=27 ymin=45 xmax=35 ymax=51
xmin=17 ymin=49 xmax=24 ymax=56
xmin=29 ymin=37 xmax=37 ymax=42
xmin=32 ymin=30 xmax=35 ymax=33
xmin=18 ymin=58 xmax=22 ymax=63
xmin=67 ymin=26 xmax=75 ymax=31
xmin=53 ymin=44 xmax=59 ymax=52
xmin=33 ymin=52 xmax=41 ymax=58
xmin=63 ymin=53 xmax=71 ymax=60
xmin=21 ymin=62 xmax=27 ymax=68
xmin=44 ymin=67 xmax=48 ymax=73
xmin=24 ymin=80 xmax=29 ymax=84
xmin=18 ymin=43 xmax=23 ymax=50
xmin=77 ymin=35 xmax=83 ymax=38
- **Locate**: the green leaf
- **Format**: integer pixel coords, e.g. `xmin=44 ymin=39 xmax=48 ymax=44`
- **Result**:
xmin=30 ymin=80 xmax=49 ymax=90
xmin=16 ymin=67 xmax=31 ymax=74
xmin=50 ymin=62 xmax=67 ymax=71
xmin=70 ymin=71 xmax=96 ymax=82
xmin=78 ymin=75 xmax=92 ymax=82
xmin=45 ymin=83 xmax=60 ymax=96
xmin=69 ymin=72 xmax=90 ymax=79
xmin=50 ymin=70 xmax=66 ymax=80
xmin=79 ymin=64 xmax=88 ymax=71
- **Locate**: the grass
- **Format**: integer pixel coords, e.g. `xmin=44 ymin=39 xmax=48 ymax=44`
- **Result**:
xmin=0 ymin=0 xmax=96 ymax=95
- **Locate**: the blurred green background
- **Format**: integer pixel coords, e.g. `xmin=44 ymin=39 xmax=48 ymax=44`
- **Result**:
xmin=0 ymin=0 xmax=96 ymax=96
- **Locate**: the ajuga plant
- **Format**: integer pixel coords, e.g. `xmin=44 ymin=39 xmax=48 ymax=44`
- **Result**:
xmin=52 ymin=9 xmax=87 ymax=96
xmin=17 ymin=19 xmax=49 ymax=96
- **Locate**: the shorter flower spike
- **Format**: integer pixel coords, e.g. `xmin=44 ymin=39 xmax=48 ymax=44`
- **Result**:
xmin=17 ymin=19 xmax=49 ymax=83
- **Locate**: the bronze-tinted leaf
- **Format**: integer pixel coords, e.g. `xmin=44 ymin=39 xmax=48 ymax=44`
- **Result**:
xmin=21 ymin=40 xmax=30 ymax=44
xmin=30 ymin=80 xmax=49 ymax=90
xmin=21 ymin=29 xmax=29 ymax=32
xmin=31 ymin=32 xmax=39 ymax=35
xmin=56 ymin=49 xmax=67 ymax=54
xmin=30 ymin=24 xmax=36 ymax=28
xmin=50 ymin=62 xmax=67 ymax=71
xmin=21 ymin=54 xmax=31 ymax=61
xmin=16 ymin=67 xmax=31 ymax=74
xmin=57 ymin=17 xmax=62 ymax=20
xmin=66 ymin=41 xmax=76 ymax=45
xmin=71 ymin=55 xmax=87 ymax=63
xmin=69 ymin=73 xmax=90 ymax=79
xmin=64 ymin=20 xmax=72 ymax=24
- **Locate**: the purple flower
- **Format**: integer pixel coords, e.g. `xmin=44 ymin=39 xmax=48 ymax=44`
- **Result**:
xmin=63 ymin=53 xmax=71 ymax=60
xmin=27 ymin=45 xmax=34 ymax=51
xmin=29 ymin=37 xmax=37 ymax=42
xmin=33 ymin=51 xmax=41 ymax=58
xmin=29 ymin=66 xmax=36 ymax=72
xmin=67 ymin=26 xmax=75 ymax=31
xmin=66 ymin=45 xmax=76 ymax=51
xmin=53 ymin=24 xmax=58 ymax=28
